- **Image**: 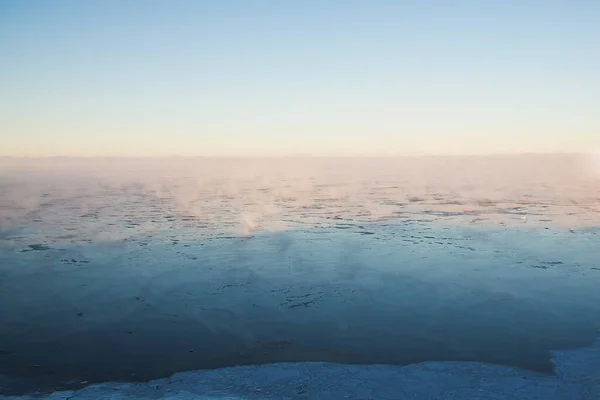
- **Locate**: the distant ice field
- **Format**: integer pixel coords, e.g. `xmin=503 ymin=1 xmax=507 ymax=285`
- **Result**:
xmin=0 ymin=156 xmax=598 ymax=397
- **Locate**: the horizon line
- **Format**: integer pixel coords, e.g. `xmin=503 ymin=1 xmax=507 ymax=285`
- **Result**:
xmin=0 ymin=152 xmax=594 ymax=159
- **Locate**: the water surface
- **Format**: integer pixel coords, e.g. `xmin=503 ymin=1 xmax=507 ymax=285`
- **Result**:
xmin=0 ymin=156 xmax=599 ymax=395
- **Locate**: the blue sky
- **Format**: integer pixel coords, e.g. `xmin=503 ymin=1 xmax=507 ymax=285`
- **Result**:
xmin=1 ymin=0 xmax=598 ymax=156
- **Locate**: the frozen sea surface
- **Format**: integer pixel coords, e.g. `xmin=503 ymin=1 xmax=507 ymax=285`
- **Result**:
xmin=0 ymin=156 xmax=599 ymax=398
xmin=2 ymin=338 xmax=600 ymax=399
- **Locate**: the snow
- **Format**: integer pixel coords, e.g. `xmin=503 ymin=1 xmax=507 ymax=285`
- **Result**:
xmin=2 ymin=338 xmax=600 ymax=399
xmin=0 ymin=156 xmax=599 ymax=399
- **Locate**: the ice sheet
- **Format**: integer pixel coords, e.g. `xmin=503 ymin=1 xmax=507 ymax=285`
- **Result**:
xmin=1 ymin=338 xmax=599 ymax=399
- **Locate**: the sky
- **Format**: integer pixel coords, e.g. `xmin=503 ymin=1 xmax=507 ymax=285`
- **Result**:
xmin=0 ymin=0 xmax=598 ymax=157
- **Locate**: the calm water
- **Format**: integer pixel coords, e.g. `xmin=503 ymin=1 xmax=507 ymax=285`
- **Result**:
xmin=0 ymin=156 xmax=599 ymax=395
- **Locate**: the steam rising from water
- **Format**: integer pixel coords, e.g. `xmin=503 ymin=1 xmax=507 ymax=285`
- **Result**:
xmin=0 ymin=155 xmax=598 ymax=244
xmin=242 ymin=214 xmax=257 ymax=236
xmin=582 ymin=149 xmax=600 ymax=178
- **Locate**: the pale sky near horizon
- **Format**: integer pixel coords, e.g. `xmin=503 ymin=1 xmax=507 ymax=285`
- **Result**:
xmin=1 ymin=1 xmax=598 ymax=157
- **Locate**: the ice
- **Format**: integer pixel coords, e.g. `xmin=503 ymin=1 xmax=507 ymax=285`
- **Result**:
xmin=1 ymin=339 xmax=600 ymax=399
xmin=0 ymin=155 xmax=599 ymax=398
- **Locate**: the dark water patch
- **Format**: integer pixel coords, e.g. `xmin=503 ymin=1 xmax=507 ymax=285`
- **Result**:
xmin=59 ymin=259 xmax=86 ymax=265
xmin=286 ymin=299 xmax=319 ymax=309
xmin=57 ymin=234 xmax=77 ymax=240
xmin=381 ymin=200 xmax=405 ymax=206
xmin=455 ymin=245 xmax=477 ymax=251
xmin=422 ymin=210 xmax=479 ymax=217
xmin=21 ymin=244 xmax=52 ymax=252
xmin=80 ymin=213 xmax=98 ymax=218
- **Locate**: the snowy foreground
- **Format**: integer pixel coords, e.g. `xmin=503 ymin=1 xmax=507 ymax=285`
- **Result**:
xmin=2 ymin=338 xmax=600 ymax=400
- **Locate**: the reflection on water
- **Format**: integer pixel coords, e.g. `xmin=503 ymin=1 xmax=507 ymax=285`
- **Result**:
xmin=0 ymin=156 xmax=599 ymax=395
